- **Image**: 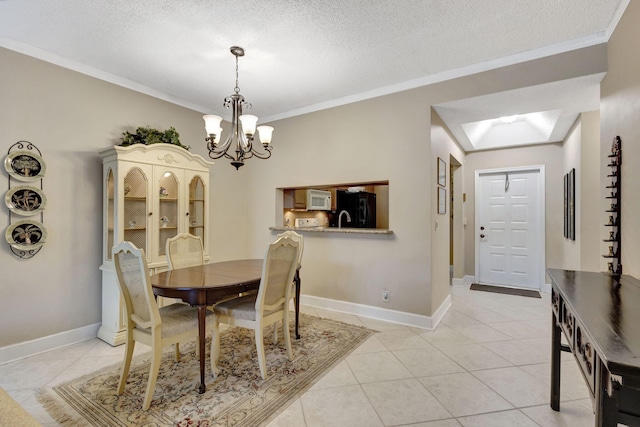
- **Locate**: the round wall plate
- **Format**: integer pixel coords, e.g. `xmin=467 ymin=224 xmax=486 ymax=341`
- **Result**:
xmin=4 ymin=150 xmax=47 ymax=182
xmin=5 ymin=220 xmax=47 ymax=250
xmin=5 ymin=185 xmax=47 ymax=216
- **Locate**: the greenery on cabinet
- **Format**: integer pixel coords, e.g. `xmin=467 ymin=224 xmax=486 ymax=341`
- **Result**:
xmin=120 ymin=126 xmax=190 ymax=150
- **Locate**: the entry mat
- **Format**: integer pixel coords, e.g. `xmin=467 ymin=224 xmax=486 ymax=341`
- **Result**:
xmin=470 ymin=283 xmax=541 ymax=299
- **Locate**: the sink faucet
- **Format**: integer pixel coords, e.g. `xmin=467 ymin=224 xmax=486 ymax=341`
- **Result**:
xmin=338 ymin=210 xmax=351 ymax=229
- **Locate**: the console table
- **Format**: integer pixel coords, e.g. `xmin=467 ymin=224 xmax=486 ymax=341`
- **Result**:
xmin=548 ymin=268 xmax=640 ymax=426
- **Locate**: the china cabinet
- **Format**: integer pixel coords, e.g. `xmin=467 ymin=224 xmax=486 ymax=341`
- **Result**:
xmin=98 ymin=144 xmax=213 ymax=345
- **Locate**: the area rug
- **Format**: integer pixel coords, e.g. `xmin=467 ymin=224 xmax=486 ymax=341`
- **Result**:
xmin=37 ymin=313 xmax=375 ymax=426
xmin=470 ymin=283 xmax=541 ymax=299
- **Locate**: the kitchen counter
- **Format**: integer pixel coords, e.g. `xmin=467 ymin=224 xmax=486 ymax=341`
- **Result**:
xmin=269 ymin=226 xmax=393 ymax=235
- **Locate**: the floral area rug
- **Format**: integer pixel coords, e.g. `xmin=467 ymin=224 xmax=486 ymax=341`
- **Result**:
xmin=37 ymin=314 xmax=375 ymax=426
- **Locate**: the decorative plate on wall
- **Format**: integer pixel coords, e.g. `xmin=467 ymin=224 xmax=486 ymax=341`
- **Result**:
xmin=5 ymin=219 xmax=47 ymax=250
xmin=5 ymin=185 xmax=47 ymax=216
xmin=4 ymin=150 xmax=47 ymax=182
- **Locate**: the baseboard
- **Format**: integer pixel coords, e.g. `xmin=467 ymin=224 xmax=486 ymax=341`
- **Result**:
xmin=0 ymin=323 xmax=101 ymax=365
xmin=452 ymin=275 xmax=474 ymax=287
xmin=300 ymin=294 xmax=452 ymax=331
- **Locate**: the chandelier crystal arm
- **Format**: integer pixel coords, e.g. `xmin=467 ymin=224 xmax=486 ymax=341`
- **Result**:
xmin=203 ymin=46 xmax=274 ymax=170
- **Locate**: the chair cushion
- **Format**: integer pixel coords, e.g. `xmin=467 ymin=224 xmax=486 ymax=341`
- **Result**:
xmin=214 ymin=294 xmax=285 ymax=321
xmin=214 ymin=294 xmax=258 ymax=321
xmin=135 ymin=303 xmax=215 ymax=338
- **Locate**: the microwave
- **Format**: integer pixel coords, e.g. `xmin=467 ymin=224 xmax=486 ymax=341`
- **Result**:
xmin=306 ymin=189 xmax=332 ymax=211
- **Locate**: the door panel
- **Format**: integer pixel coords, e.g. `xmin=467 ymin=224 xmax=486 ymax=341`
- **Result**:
xmin=478 ymin=170 xmax=542 ymax=289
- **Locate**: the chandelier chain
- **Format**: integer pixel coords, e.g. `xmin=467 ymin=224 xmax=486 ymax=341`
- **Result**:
xmin=234 ymin=54 xmax=240 ymax=94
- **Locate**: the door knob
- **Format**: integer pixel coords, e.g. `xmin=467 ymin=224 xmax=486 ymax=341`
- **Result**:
xmin=480 ymin=234 xmax=485 ymax=238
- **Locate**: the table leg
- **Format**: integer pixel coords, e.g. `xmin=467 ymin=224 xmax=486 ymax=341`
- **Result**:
xmin=551 ymin=311 xmax=561 ymax=411
xmin=294 ymin=270 xmax=301 ymax=339
xmin=197 ymin=305 xmax=207 ymax=394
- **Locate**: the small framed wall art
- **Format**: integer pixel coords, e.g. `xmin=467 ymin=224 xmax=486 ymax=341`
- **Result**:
xmin=437 ymin=157 xmax=446 ymax=187
xmin=438 ymin=187 xmax=446 ymax=214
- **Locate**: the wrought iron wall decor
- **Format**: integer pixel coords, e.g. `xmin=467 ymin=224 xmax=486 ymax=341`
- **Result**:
xmin=4 ymin=141 xmax=47 ymax=258
xmin=603 ymin=136 xmax=622 ymax=275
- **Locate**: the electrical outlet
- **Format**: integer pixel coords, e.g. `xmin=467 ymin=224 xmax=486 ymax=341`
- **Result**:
xmin=382 ymin=290 xmax=390 ymax=302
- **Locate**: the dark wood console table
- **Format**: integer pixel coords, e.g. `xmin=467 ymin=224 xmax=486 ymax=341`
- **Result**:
xmin=548 ymin=268 xmax=640 ymax=426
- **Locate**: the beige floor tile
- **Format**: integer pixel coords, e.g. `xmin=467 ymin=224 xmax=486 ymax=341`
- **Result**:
xmin=300 ymin=385 xmax=384 ymax=427
xmin=440 ymin=311 xmax=479 ymax=328
xmin=520 ymin=401 xmax=596 ymax=426
xmin=485 ymin=320 xmax=549 ymax=339
xmin=266 ymin=399 xmax=306 ymax=427
xmin=419 ymin=372 xmax=513 ymax=417
xmin=403 ymin=420 xmax=462 ymax=427
xmin=453 ymin=323 xmax=513 ymax=343
xmin=393 ymin=347 xmax=465 ymax=377
xmin=351 ymin=335 xmax=388 ymax=354
xmin=437 ymin=343 xmax=512 ymax=371
xmin=520 ymin=361 xmax=592 ymax=401
xmin=458 ymin=409 xmax=539 ymax=426
xmin=480 ymin=339 xmax=549 ymax=366
xmin=0 ymin=358 xmax=77 ymax=390
xmin=310 ymin=360 xmax=358 ymax=390
xmin=472 ymin=366 xmax=549 ymax=408
xmin=418 ymin=325 xmax=475 ymax=348
xmin=357 ymin=316 xmax=407 ymax=331
xmin=375 ymin=328 xmax=433 ymax=351
xmin=362 ymin=378 xmax=451 ymax=425
xmin=345 ymin=351 xmax=413 ymax=383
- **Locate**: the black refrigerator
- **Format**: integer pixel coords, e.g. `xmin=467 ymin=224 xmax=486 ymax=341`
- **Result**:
xmin=336 ymin=190 xmax=377 ymax=228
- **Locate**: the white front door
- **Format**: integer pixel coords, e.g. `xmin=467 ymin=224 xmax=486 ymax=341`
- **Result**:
xmin=476 ymin=167 xmax=544 ymax=289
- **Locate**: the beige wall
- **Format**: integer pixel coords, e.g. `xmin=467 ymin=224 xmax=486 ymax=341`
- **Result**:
xmin=0 ymin=47 xmax=230 ymax=347
xmin=600 ymin=0 xmax=640 ymax=277
xmin=0 ymin=33 xmax=612 ymax=349
xmin=560 ymin=111 xmax=600 ymax=272
xmin=430 ymin=111 xmax=465 ymax=313
xmin=578 ymin=111 xmax=601 ymax=271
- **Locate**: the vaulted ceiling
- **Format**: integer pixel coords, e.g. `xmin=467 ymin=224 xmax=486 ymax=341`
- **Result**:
xmin=0 ymin=0 xmax=628 ymax=150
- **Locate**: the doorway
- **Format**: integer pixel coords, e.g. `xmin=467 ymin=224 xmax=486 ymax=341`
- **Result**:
xmin=474 ymin=166 xmax=545 ymax=290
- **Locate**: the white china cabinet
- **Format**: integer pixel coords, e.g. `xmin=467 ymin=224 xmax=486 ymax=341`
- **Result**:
xmin=98 ymin=144 xmax=213 ymax=345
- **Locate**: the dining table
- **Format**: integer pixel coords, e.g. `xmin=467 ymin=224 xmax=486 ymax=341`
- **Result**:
xmin=149 ymin=259 xmax=301 ymax=394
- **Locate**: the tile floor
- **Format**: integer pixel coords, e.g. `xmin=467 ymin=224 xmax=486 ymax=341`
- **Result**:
xmin=0 ymin=285 xmax=597 ymax=426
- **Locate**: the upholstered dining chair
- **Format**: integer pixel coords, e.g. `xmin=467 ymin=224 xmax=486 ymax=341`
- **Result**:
xmin=274 ymin=230 xmax=304 ymax=341
xmin=112 ymin=241 xmax=215 ymax=410
xmin=166 ymin=233 xmax=204 ymax=270
xmin=212 ymin=236 xmax=299 ymax=380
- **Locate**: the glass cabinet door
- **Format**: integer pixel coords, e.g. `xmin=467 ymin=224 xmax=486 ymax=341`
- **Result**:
xmin=123 ymin=167 xmax=148 ymax=253
xmin=189 ymin=176 xmax=205 ymax=244
xmin=106 ymin=169 xmax=114 ymax=260
xmin=157 ymin=171 xmax=179 ymax=258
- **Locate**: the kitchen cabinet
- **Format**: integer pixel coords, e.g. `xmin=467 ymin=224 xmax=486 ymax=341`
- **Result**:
xmin=98 ymin=144 xmax=213 ymax=346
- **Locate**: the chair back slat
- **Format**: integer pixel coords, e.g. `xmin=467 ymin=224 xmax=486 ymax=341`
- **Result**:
xmin=166 ymin=233 xmax=204 ymax=270
xmin=276 ymin=230 xmax=304 ymax=269
xmin=257 ymin=237 xmax=298 ymax=310
xmin=113 ymin=242 xmax=160 ymax=327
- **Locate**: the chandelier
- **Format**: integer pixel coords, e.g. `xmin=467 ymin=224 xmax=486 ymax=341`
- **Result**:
xmin=203 ymin=46 xmax=273 ymax=169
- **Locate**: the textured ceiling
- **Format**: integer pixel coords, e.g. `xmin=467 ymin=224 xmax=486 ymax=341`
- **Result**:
xmin=0 ymin=0 xmax=628 ymax=150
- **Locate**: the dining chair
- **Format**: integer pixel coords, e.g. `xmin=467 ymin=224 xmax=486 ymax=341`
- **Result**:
xmin=112 ymin=241 xmax=216 ymax=410
xmin=274 ymin=230 xmax=304 ymax=341
xmin=166 ymin=233 xmax=204 ymax=270
xmin=212 ymin=236 xmax=299 ymax=380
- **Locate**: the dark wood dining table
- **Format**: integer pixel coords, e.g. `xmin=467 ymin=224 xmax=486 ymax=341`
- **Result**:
xmin=149 ymin=259 xmax=301 ymax=394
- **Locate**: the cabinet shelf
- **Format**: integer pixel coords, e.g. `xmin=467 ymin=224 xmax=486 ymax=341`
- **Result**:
xmin=124 ymin=196 xmax=146 ymax=201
